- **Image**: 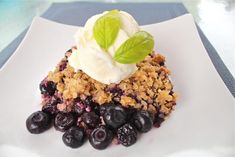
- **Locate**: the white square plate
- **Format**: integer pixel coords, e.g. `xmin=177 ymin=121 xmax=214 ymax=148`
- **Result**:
xmin=0 ymin=14 xmax=234 ymax=157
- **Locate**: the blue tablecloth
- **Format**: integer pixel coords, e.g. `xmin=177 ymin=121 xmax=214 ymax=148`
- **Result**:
xmin=0 ymin=2 xmax=234 ymax=97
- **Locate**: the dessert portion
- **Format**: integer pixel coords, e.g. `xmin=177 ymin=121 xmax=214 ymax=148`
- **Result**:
xmin=26 ymin=10 xmax=177 ymax=150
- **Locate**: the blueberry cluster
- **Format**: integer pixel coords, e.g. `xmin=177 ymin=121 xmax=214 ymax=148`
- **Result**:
xmin=26 ymin=80 xmax=162 ymax=150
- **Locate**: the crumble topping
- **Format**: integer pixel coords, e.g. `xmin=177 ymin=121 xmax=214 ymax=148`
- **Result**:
xmin=46 ymin=48 xmax=177 ymax=115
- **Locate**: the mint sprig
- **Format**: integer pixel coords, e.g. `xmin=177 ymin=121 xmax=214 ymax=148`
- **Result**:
xmin=93 ymin=10 xmax=121 ymax=51
xmin=113 ymin=31 xmax=154 ymax=64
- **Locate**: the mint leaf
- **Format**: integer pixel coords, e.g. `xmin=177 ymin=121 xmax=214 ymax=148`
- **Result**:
xmin=93 ymin=10 xmax=121 ymax=51
xmin=113 ymin=31 xmax=154 ymax=64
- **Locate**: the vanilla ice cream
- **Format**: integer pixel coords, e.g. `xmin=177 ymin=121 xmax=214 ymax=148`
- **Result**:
xmin=68 ymin=11 xmax=140 ymax=84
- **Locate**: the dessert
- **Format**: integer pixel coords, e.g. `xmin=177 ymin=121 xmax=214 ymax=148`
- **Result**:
xmin=26 ymin=10 xmax=177 ymax=150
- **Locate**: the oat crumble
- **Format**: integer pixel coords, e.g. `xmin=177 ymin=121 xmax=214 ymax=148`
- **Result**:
xmin=45 ymin=47 xmax=177 ymax=116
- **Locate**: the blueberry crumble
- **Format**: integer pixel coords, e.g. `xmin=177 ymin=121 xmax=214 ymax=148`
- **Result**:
xmin=26 ymin=10 xmax=177 ymax=150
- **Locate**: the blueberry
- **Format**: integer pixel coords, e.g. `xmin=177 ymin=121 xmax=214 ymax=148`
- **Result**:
xmin=84 ymin=96 xmax=100 ymax=115
xmin=117 ymin=123 xmax=137 ymax=147
xmin=132 ymin=110 xmax=153 ymax=133
xmin=82 ymin=112 xmax=100 ymax=128
xmin=73 ymin=100 xmax=85 ymax=116
xmin=83 ymin=96 xmax=93 ymax=106
xmin=26 ymin=111 xmax=51 ymax=134
xmin=40 ymin=80 xmax=56 ymax=96
xmin=99 ymin=105 xmax=107 ymax=116
xmin=89 ymin=126 xmax=113 ymax=150
xmin=153 ymin=115 xmax=164 ymax=128
xmin=62 ymin=126 xmax=85 ymax=148
xmin=90 ymin=103 xmax=100 ymax=116
xmin=103 ymin=103 xmax=127 ymax=129
xmin=54 ymin=112 xmax=75 ymax=132
xmin=42 ymin=97 xmax=60 ymax=116
xmin=126 ymin=107 xmax=138 ymax=120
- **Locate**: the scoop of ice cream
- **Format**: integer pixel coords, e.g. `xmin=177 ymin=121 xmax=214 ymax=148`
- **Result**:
xmin=68 ymin=10 xmax=139 ymax=84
